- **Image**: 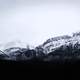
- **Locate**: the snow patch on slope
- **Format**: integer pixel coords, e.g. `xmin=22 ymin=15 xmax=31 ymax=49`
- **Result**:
xmin=41 ymin=32 xmax=80 ymax=54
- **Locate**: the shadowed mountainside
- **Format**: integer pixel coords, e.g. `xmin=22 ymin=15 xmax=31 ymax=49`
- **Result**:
xmin=0 ymin=32 xmax=80 ymax=62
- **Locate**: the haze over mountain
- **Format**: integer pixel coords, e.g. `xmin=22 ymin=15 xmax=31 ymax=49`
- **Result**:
xmin=0 ymin=0 xmax=80 ymax=62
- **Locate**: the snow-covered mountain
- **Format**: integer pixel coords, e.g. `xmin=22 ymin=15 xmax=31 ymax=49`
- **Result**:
xmin=0 ymin=32 xmax=80 ymax=61
xmin=0 ymin=40 xmax=27 ymax=51
xmin=39 ymin=32 xmax=80 ymax=54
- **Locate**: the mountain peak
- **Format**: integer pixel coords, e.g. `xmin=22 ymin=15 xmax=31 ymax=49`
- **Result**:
xmin=43 ymin=35 xmax=71 ymax=46
xmin=0 ymin=40 xmax=27 ymax=51
xmin=73 ymin=31 xmax=80 ymax=37
xmin=40 ymin=32 xmax=80 ymax=54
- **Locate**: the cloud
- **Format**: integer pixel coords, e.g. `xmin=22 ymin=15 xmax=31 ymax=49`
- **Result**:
xmin=0 ymin=0 xmax=80 ymax=46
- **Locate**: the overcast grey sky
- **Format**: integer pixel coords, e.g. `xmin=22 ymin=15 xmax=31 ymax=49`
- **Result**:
xmin=0 ymin=0 xmax=80 ymax=46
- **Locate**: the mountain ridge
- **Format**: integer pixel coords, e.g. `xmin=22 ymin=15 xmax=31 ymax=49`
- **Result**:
xmin=0 ymin=31 xmax=80 ymax=61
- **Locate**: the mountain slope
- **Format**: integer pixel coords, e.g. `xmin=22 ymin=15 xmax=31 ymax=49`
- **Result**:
xmin=0 ymin=32 xmax=80 ymax=61
xmin=40 ymin=32 xmax=80 ymax=54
